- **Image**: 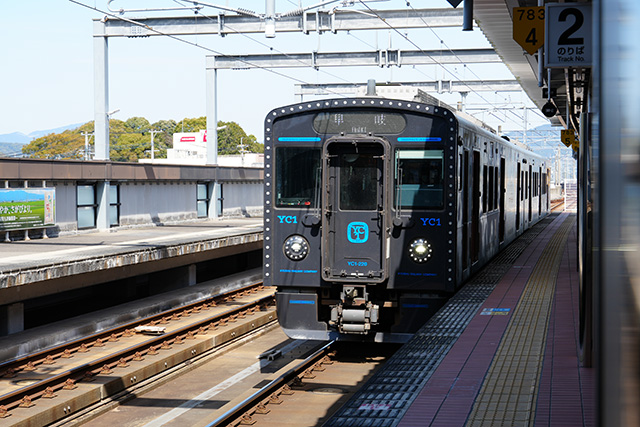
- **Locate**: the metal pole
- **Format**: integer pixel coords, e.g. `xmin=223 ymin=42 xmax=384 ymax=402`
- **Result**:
xmin=93 ymin=19 xmax=109 ymax=160
xmin=463 ymin=0 xmax=474 ymax=31
xmin=206 ymin=56 xmax=218 ymax=165
xmin=82 ymin=132 xmax=93 ymax=160
xmin=538 ymin=0 xmax=544 ymax=87
xmin=149 ymin=130 xmax=161 ymax=161
xmin=265 ymin=0 xmax=276 ymax=38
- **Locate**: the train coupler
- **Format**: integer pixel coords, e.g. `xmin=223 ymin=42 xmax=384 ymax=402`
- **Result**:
xmin=329 ymin=285 xmax=380 ymax=334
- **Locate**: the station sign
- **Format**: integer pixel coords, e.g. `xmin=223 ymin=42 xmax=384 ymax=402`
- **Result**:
xmin=0 ymin=188 xmax=56 ymax=231
xmin=545 ymin=3 xmax=592 ymax=68
xmin=561 ymin=129 xmax=579 ymax=150
xmin=513 ymin=7 xmax=545 ymax=55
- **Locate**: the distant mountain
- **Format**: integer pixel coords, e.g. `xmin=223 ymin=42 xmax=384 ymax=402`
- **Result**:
xmin=0 ymin=132 xmax=30 ymax=144
xmin=0 ymin=122 xmax=85 ymax=145
xmin=28 ymin=123 xmax=85 ymax=139
xmin=0 ymin=142 xmax=26 ymax=157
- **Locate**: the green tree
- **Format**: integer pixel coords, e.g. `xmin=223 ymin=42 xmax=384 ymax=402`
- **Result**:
xmin=217 ymin=121 xmax=262 ymax=154
xmin=22 ymin=130 xmax=85 ymax=159
xmin=152 ymin=119 xmax=177 ymax=148
xmin=21 ymin=116 xmax=260 ymax=161
xmin=125 ymin=117 xmax=151 ymax=134
xmin=174 ymin=117 xmax=206 ymax=133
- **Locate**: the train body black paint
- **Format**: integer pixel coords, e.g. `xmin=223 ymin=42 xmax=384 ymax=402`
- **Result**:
xmin=263 ymin=98 xmax=549 ymax=342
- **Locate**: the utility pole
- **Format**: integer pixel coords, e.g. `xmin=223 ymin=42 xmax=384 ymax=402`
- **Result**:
xmin=148 ymin=130 xmax=162 ymax=161
xmin=237 ymin=137 xmax=248 ymax=166
xmin=81 ymin=132 xmax=94 ymax=160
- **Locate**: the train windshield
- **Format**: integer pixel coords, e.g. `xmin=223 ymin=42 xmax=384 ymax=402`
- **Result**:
xmin=276 ymin=147 xmax=321 ymax=207
xmin=395 ymin=149 xmax=444 ymax=209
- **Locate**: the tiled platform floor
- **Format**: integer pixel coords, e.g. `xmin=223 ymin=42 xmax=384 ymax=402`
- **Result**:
xmin=398 ymin=213 xmax=594 ymax=426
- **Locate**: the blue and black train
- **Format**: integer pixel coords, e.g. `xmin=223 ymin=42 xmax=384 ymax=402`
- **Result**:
xmin=263 ymin=98 xmax=549 ymax=342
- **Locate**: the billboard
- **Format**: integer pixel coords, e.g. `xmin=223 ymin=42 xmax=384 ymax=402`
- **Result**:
xmin=0 ymin=188 xmax=56 ymax=231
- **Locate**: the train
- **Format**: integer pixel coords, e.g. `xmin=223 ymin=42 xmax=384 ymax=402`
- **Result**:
xmin=263 ymin=97 xmax=550 ymax=342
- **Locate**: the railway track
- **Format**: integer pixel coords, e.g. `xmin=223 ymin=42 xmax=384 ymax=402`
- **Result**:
xmin=209 ymin=341 xmax=399 ymax=427
xmin=0 ymin=281 xmax=276 ymax=426
xmin=551 ymin=199 xmax=564 ymax=212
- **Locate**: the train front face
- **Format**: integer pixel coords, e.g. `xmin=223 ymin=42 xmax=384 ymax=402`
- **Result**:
xmin=264 ymin=99 xmax=458 ymax=342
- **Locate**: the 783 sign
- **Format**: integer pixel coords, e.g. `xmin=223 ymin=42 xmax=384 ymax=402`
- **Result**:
xmin=513 ymin=7 xmax=545 ymax=55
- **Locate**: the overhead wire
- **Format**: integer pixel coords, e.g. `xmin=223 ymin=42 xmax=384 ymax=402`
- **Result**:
xmin=403 ymin=1 xmax=552 ymax=125
xmin=71 ymin=0 xmax=557 ymax=140
xmin=178 ymin=3 xmax=356 ymax=85
xmin=359 ymin=1 xmax=537 ymax=130
xmin=69 ymin=0 xmax=354 ymax=98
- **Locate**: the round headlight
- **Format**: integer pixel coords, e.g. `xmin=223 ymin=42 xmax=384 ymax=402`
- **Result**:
xmin=408 ymin=238 xmax=433 ymax=263
xmin=284 ymin=235 xmax=310 ymax=261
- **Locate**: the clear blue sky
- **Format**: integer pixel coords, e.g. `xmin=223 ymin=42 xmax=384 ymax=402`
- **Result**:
xmin=0 ymin=0 xmax=548 ymax=140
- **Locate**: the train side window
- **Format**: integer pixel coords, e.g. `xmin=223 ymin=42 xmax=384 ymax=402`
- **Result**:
xmin=483 ymin=165 xmax=488 ymax=213
xmin=275 ymin=147 xmax=321 ymax=207
xmin=458 ymin=153 xmax=463 ymax=191
xmin=494 ymin=167 xmax=499 ymax=209
xmin=488 ymin=166 xmax=494 ymax=211
xmin=395 ymin=149 xmax=444 ymax=209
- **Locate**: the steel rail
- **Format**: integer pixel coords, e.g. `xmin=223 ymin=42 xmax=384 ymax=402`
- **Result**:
xmin=0 ymin=280 xmax=265 ymax=376
xmin=207 ymin=340 xmax=336 ymax=427
xmin=0 ymin=283 xmax=274 ymax=418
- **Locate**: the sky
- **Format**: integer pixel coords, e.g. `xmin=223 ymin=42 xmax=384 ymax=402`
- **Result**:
xmin=0 ymin=0 xmax=552 ymax=141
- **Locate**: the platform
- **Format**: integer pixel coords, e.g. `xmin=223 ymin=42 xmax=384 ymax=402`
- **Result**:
xmin=0 ymin=218 xmax=263 ymax=340
xmin=0 ymin=218 xmax=262 ymax=295
xmin=326 ymin=212 xmax=595 ymax=426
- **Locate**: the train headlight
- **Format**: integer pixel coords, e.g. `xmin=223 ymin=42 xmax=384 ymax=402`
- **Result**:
xmin=408 ymin=238 xmax=433 ymax=263
xmin=283 ymin=235 xmax=310 ymax=261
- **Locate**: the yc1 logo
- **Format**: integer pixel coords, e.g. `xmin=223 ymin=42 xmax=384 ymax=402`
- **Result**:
xmin=420 ymin=218 xmax=441 ymax=226
xmin=277 ymin=215 xmax=298 ymax=224
xmin=347 ymin=222 xmax=369 ymax=243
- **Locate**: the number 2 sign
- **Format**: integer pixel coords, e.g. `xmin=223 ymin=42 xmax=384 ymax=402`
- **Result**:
xmin=545 ymin=3 xmax=592 ymax=68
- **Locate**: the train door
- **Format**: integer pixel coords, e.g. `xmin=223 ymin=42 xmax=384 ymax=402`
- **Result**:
xmin=516 ymin=162 xmax=521 ymax=231
xmin=528 ymin=165 xmax=533 ymax=223
xmin=499 ymin=157 xmax=506 ymax=242
xmin=472 ymin=150 xmax=481 ymax=264
xmin=462 ymin=150 xmax=469 ymax=271
xmin=322 ymin=137 xmax=389 ymax=283
xmin=538 ymin=166 xmax=542 ymax=216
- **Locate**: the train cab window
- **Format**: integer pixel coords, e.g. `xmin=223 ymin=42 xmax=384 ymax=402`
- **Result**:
xmin=339 ymin=150 xmax=381 ymax=211
xmin=276 ymin=147 xmax=321 ymax=207
xmin=395 ymin=149 xmax=444 ymax=209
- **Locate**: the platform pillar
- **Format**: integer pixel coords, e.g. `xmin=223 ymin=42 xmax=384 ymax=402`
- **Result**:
xmin=0 ymin=303 xmax=24 ymax=335
xmin=96 ymin=181 xmax=110 ymax=230
xmin=93 ymin=19 xmax=110 ymax=161
xmin=188 ymin=264 xmax=197 ymax=286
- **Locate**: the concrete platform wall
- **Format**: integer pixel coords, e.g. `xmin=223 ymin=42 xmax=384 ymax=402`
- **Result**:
xmin=119 ymin=181 xmax=198 ymax=226
xmin=221 ymin=182 xmax=263 ymax=218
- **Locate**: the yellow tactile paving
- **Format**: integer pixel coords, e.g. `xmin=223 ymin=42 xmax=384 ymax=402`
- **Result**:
xmin=466 ymin=214 xmax=575 ymax=427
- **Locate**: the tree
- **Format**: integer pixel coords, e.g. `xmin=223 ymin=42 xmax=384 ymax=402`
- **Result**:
xmin=125 ymin=117 xmax=151 ymax=134
xmin=22 ymin=130 xmax=85 ymax=159
xmin=174 ymin=117 xmax=206 ymax=133
xmin=21 ymin=116 xmax=260 ymax=161
xmin=217 ymin=121 xmax=262 ymax=154
xmin=152 ymin=119 xmax=177 ymax=148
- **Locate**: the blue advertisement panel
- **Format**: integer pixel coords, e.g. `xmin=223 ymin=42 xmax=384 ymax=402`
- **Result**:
xmin=0 ymin=188 xmax=56 ymax=231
